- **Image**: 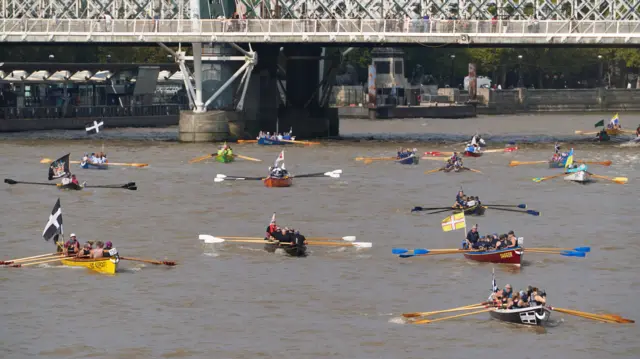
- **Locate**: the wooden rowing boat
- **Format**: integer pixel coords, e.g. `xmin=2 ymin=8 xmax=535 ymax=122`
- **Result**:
xmin=605 ymin=128 xmax=624 ymax=136
xmin=215 ymin=153 xmax=235 ymax=163
xmin=263 ymin=241 xmax=307 ymax=257
xmin=80 ymin=161 xmax=109 ymax=170
xmin=463 ymin=247 xmax=523 ymax=266
xmin=263 ymin=176 xmax=293 ymax=187
xmin=463 ymin=146 xmax=483 ymax=157
xmin=489 ymin=305 xmax=551 ymax=326
xmin=397 ymin=154 xmax=419 ymax=165
xmin=57 ymin=183 xmax=83 ymax=191
xmin=443 ymin=165 xmax=466 ymax=173
xmin=453 ymin=203 xmax=486 ymax=216
xmin=60 ymin=257 xmax=119 ymax=274
xmin=564 ymin=170 xmax=591 ymax=184
xmin=258 ymin=136 xmax=294 ymax=145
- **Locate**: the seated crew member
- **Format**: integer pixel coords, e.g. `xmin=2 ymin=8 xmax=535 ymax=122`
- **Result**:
xmin=103 ymin=241 xmax=114 ymax=257
xmin=77 ymin=242 xmax=92 ymax=258
xmin=454 ymin=190 xmax=465 ymax=208
xmin=91 ymin=241 xmax=104 ymax=258
xmin=70 ymin=174 xmax=79 ymax=186
xmin=82 ymin=153 xmax=90 ymax=163
xmin=63 ymin=234 xmax=81 ymax=256
xmin=506 ymin=230 xmax=518 ymax=248
xmin=529 ymin=288 xmax=547 ymax=306
xmin=465 ymin=224 xmax=480 ymax=249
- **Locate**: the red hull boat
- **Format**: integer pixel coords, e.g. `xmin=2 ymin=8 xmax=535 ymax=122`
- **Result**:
xmin=463 ymin=247 xmax=523 ymax=266
xmin=463 ymin=150 xmax=483 ymax=158
xmin=263 ymin=177 xmax=293 ymax=188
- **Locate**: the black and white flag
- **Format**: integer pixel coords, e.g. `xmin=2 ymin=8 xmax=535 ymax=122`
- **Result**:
xmin=85 ymin=120 xmax=104 ymax=135
xmin=48 ymin=153 xmax=70 ymax=180
xmin=42 ymin=198 xmax=63 ymax=242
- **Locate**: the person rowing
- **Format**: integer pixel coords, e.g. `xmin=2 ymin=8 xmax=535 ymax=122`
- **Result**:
xmin=77 ymin=242 xmax=92 ymax=258
xmin=217 ymin=143 xmax=233 ymax=157
xmin=595 ymin=128 xmax=610 ymax=142
xmin=91 ymin=241 xmax=104 ymax=258
xmin=63 ymin=233 xmax=81 ymax=256
xmin=608 ymin=115 xmax=621 ymax=130
xmin=454 ymin=190 xmax=465 ymax=208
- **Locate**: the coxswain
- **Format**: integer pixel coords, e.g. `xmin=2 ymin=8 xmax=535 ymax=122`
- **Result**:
xmin=465 ymin=224 xmax=480 ymax=249
xmin=506 ymin=230 xmax=518 ymax=248
xmin=265 ymin=218 xmax=279 ymax=240
xmin=63 ymin=234 xmax=80 ymax=256
xmin=103 ymin=241 xmax=114 ymax=257
xmin=91 ymin=241 xmax=104 ymax=258
xmin=454 ymin=190 xmax=465 ymax=208
xmin=70 ymin=174 xmax=79 ymax=186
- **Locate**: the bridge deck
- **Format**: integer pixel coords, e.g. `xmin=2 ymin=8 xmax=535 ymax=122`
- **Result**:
xmin=1 ymin=19 xmax=640 ymax=44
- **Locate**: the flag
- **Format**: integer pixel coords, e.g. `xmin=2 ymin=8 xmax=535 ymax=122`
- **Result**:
xmin=48 ymin=154 xmax=70 ymax=180
xmin=85 ymin=120 xmax=104 ymax=134
xmin=42 ymin=198 xmax=63 ymax=241
xmin=610 ymin=113 xmax=620 ymax=126
xmin=564 ymin=148 xmax=574 ymax=169
xmin=441 ymin=213 xmax=466 ymax=232
xmin=594 ymin=119 xmax=604 ymax=127
xmin=274 ymin=150 xmax=284 ymax=168
xmin=488 ymin=268 xmax=498 ymax=300
xmin=270 ymin=212 xmax=276 ymax=224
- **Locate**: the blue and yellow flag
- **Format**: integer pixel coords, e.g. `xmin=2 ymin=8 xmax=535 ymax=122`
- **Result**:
xmin=441 ymin=213 xmax=466 ymax=232
xmin=611 ymin=113 xmax=620 ymax=126
xmin=564 ymin=148 xmax=574 ymax=169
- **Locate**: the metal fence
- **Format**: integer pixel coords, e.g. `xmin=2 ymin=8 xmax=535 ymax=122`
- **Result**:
xmin=0 ymin=104 xmax=186 ymax=120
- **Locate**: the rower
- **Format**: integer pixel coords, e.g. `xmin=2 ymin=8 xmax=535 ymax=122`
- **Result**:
xmin=529 ymin=288 xmax=547 ymax=305
xmin=454 ymin=190 xmax=465 ymax=208
xmin=91 ymin=241 xmax=104 ymax=258
xmin=63 ymin=234 xmax=81 ymax=256
xmin=506 ymin=230 xmax=518 ymax=248
xmin=465 ymin=224 xmax=480 ymax=249
xmin=82 ymin=153 xmax=89 ymax=163
xmin=77 ymin=242 xmax=92 ymax=258
xmin=70 ymin=175 xmax=79 ymax=186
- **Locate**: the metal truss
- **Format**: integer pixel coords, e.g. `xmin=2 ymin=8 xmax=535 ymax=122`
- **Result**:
xmin=1 ymin=0 xmax=639 ymax=20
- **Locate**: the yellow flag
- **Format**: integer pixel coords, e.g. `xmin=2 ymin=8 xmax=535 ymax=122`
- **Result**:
xmin=441 ymin=213 xmax=466 ymax=232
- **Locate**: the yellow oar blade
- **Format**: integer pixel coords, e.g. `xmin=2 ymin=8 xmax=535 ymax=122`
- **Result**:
xmin=188 ymin=154 xmax=213 ymax=164
xmin=40 ymin=158 xmax=53 ymax=163
xmin=234 ymin=154 xmax=262 ymax=162
xmin=424 ymin=168 xmax=443 ymax=175
xmin=281 ymin=139 xmax=320 ymax=145
xmin=509 ymin=160 xmax=547 ymax=167
xmin=107 ymin=162 xmax=149 ymax=167
xmin=411 ymin=308 xmax=492 ymax=325
xmin=237 ymin=140 xmax=258 ymax=144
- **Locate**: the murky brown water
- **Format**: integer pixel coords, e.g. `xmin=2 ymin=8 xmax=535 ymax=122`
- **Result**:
xmin=1 ymin=114 xmax=639 ymax=358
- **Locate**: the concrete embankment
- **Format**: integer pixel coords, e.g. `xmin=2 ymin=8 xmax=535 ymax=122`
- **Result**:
xmin=0 ymin=116 xmax=178 ymax=132
xmin=338 ymin=104 xmax=476 ymax=119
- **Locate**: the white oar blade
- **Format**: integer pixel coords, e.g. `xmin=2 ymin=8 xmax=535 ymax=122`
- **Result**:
xmin=216 ymin=174 xmax=227 ymax=178
xmin=199 ymin=234 xmax=225 ymax=243
xmin=214 ymin=178 xmax=225 ymax=182
xmin=333 ymin=169 xmax=343 ymax=174
xmin=329 ymin=173 xmax=341 ymax=178
xmin=342 ymin=236 xmax=356 ymax=242
xmin=353 ymin=242 xmax=372 ymax=248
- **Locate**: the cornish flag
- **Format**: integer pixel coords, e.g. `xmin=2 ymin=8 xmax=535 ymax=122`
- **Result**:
xmin=85 ymin=120 xmax=104 ymax=135
xmin=42 ymin=198 xmax=63 ymax=242
xmin=489 ymin=268 xmax=498 ymax=300
xmin=274 ymin=150 xmax=285 ymax=168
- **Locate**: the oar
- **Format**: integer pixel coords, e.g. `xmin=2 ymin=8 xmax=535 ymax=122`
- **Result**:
xmin=188 ymin=154 xmax=213 ymax=163
xmin=529 ymin=247 xmax=590 ymax=252
xmin=5 ymin=179 xmax=58 ymax=186
xmin=482 ymin=204 xmax=527 ymax=209
xmin=1 ymin=254 xmax=64 ymax=265
xmin=524 ymin=250 xmax=586 ymax=257
xmin=399 ymin=250 xmax=469 ymax=258
xmin=551 ymin=307 xmax=634 ymax=324
xmin=6 ymin=256 xmax=69 ymax=267
xmin=199 ymin=235 xmax=372 ymax=248
xmin=576 ymin=160 xmax=612 ymax=166
xmin=463 ymin=167 xmax=482 ymax=173
xmin=237 ymin=139 xmax=258 ymax=144
xmin=419 ymin=157 xmax=448 ymax=161
xmin=575 ymin=130 xmax=599 ymax=135
xmin=424 ymin=151 xmax=454 ymax=157
xmin=403 ymin=302 xmax=489 ymax=318
xmin=85 ymin=182 xmax=137 ymax=190
xmin=393 ymin=248 xmax=462 ymax=255
xmin=214 ymin=174 xmax=264 ymax=182
xmin=483 ymin=146 xmax=518 ymax=153
xmin=293 ymin=170 xmax=342 ymax=179
xmin=355 ymin=156 xmax=395 ymax=162
xmin=411 ymin=308 xmax=493 ymax=325
xmin=40 ymin=158 xmax=148 ymax=167
xmin=483 ymin=206 xmax=541 ymax=216
xmin=234 ymin=154 xmax=262 ymax=162
xmin=280 ymin=139 xmax=320 ymax=145
xmin=217 ymin=235 xmax=356 ymax=242
xmin=509 ymin=160 xmax=548 ymax=167
xmin=120 ymin=256 xmax=176 ymax=266
xmin=411 ymin=206 xmax=453 ymax=212
xmin=424 ymin=168 xmax=444 ymax=175
xmin=424 ymin=208 xmax=457 ymax=215
xmin=0 ymin=252 xmax=59 ymax=265
xmin=587 ymin=173 xmax=628 ymax=184
xmin=532 ymin=173 xmax=565 ymax=183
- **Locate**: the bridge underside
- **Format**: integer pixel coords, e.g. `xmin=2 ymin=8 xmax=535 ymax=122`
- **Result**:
xmin=1 ymin=0 xmax=639 ymax=20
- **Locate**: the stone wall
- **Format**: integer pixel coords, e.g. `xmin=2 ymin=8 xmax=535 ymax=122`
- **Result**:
xmin=0 ymin=115 xmax=177 ymax=132
xmin=478 ymin=88 xmax=640 ymax=114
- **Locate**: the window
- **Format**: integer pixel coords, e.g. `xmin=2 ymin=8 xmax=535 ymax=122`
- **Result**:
xmin=374 ymin=61 xmax=390 ymax=74
xmin=394 ymin=60 xmax=403 ymax=75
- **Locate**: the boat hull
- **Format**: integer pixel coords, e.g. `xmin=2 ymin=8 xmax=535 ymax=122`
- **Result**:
xmin=548 ymin=160 xmax=566 ymax=168
xmin=215 ymin=154 xmax=235 ymax=163
xmin=398 ymin=155 xmax=419 ymax=165
xmin=443 ymin=166 xmax=465 ymax=173
xmin=263 ymin=177 xmax=293 ymax=187
xmin=264 ymin=242 xmax=307 ymax=257
xmin=60 ymin=257 xmax=118 ymax=274
xmin=80 ymin=162 xmax=109 ymax=170
xmin=257 ymin=136 xmax=293 ymax=145
xmin=58 ymin=183 xmax=83 ymax=191
xmin=564 ymin=171 xmax=591 ymax=183
xmin=463 ymin=150 xmax=483 ymax=157
xmin=605 ymin=128 xmax=623 ymax=136
xmin=454 ymin=204 xmax=485 ymax=216
xmin=463 ymin=247 xmax=523 ymax=266
xmin=489 ymin=305 xmax=551 ymax=326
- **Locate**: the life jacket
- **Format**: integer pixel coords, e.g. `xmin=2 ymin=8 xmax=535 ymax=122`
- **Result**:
xmin=81 ymin=248 xmax=91 ymax=256
xmin=102 ymin=250 xmax=111 ymax=258
xmin=66 ymin=240 xmax=78 ymax=254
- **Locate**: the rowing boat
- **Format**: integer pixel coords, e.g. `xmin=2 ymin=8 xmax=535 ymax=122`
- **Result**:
xmin=80 ymin=161 xmax=109 ymax=170
xmin=57 ymin=183 xmax=83 ymax=191
xmin=258 ymin=135 xmax=294 ymax=145
xmin=454 ymin=203 xmax=486 ymax=216
xmin=263 ymin=176 xmax=293 ymax=187
xmin=443 ymin=165 xmax=466 ymax=173
xmin=263 ymin=240 xmax=307 ymax=257
xmin=60 ymin=256 xmax=119 ymax=274
xmin=397 ymin=154 xmax=419 ymax=165
xmin=489 ymin=305 xmax=551 ymax=326
xmin=605 ymin=128 xmax=624 ymax=136
xmin=564 ymin=170 xmax=591 ymax=184
xmin=548 ymin=156 xmax=568 ymax=168
xmin=215 ymin=153 xmax=235 ymax=163
xmin=463 ymin=246 xmax=523 ymax=266
xmin=463 ymin=146 xmax=483 ymax=157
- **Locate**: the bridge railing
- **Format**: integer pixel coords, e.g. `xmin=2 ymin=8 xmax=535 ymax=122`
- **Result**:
xmin=2 ymin=19 xmax=640 ymax=35
xmin=0 ymin=104 xmax=186 ymax=120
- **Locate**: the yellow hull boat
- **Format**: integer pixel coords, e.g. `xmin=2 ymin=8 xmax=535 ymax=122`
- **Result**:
xmin=60 ymin=257 xmax=119 ymax=275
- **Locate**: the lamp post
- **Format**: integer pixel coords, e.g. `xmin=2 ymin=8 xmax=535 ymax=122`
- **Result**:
xmin=517 ymin=54 xmax=523 ymax=88
xmin=450 ymin=54 xmax=456 ymax=88
xmin=48 ymin=54 xmax=55 ymax=60
xmin=597 ymin=55 xmax=603 ymax=87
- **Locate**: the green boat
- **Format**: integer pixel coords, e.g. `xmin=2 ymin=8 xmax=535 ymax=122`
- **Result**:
xmin=215 ymin=153 xmax=235 ymax=163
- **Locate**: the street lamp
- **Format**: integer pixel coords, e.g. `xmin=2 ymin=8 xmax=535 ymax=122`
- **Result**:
xmin=597 ymin=55 xmax=603 ymax=87
xmin=517 ymin=55 xmax=523 ymax=88
xmin=450 ymin=54 xmax=456 ymax=88
xmin=48 ymin=54 xmax=55 ymax=60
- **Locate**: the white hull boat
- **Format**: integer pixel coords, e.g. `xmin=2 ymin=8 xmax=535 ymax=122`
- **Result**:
xmin=564 ymin=170 xmax=591 ymax=183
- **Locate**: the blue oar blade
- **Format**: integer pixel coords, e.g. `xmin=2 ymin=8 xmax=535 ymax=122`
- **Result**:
xmin=527 ymin=210 xmax=541 ymax=216
xmin=414 ymin=249 xmax=430 ymax=255
xmin=517 ymin=204 xmax=527 ymax=209
xmin=398 ymin=254 xmax=416 ymax=258
xmin=561 ymin=251 xmax=586 ymax=257
xmin=392 ymin=248 xmax=409 ymax=255
xmin=573 ymin=246 xmax=591 ymax=253
xmin=411 ymin=206 xmax=423 ymax=212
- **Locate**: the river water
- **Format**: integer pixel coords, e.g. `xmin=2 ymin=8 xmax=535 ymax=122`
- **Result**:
xmin=1 ymin=114 xmax=638 ymax=359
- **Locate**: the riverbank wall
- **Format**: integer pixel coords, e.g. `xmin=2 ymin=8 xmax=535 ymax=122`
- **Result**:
xmin=0 ymin=115 xmax=177 ymax=132
xmin=477 ymin=88 xmax=640 ymax=114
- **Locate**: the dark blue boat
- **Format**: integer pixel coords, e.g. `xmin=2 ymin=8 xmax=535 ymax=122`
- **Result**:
xmin=257 ymin=135 xmax=294 ymax=146
xmin=397 ymin=151 xmax=419 ymax=165
xmin=80 ymin=161 xmax=109 ymax=170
